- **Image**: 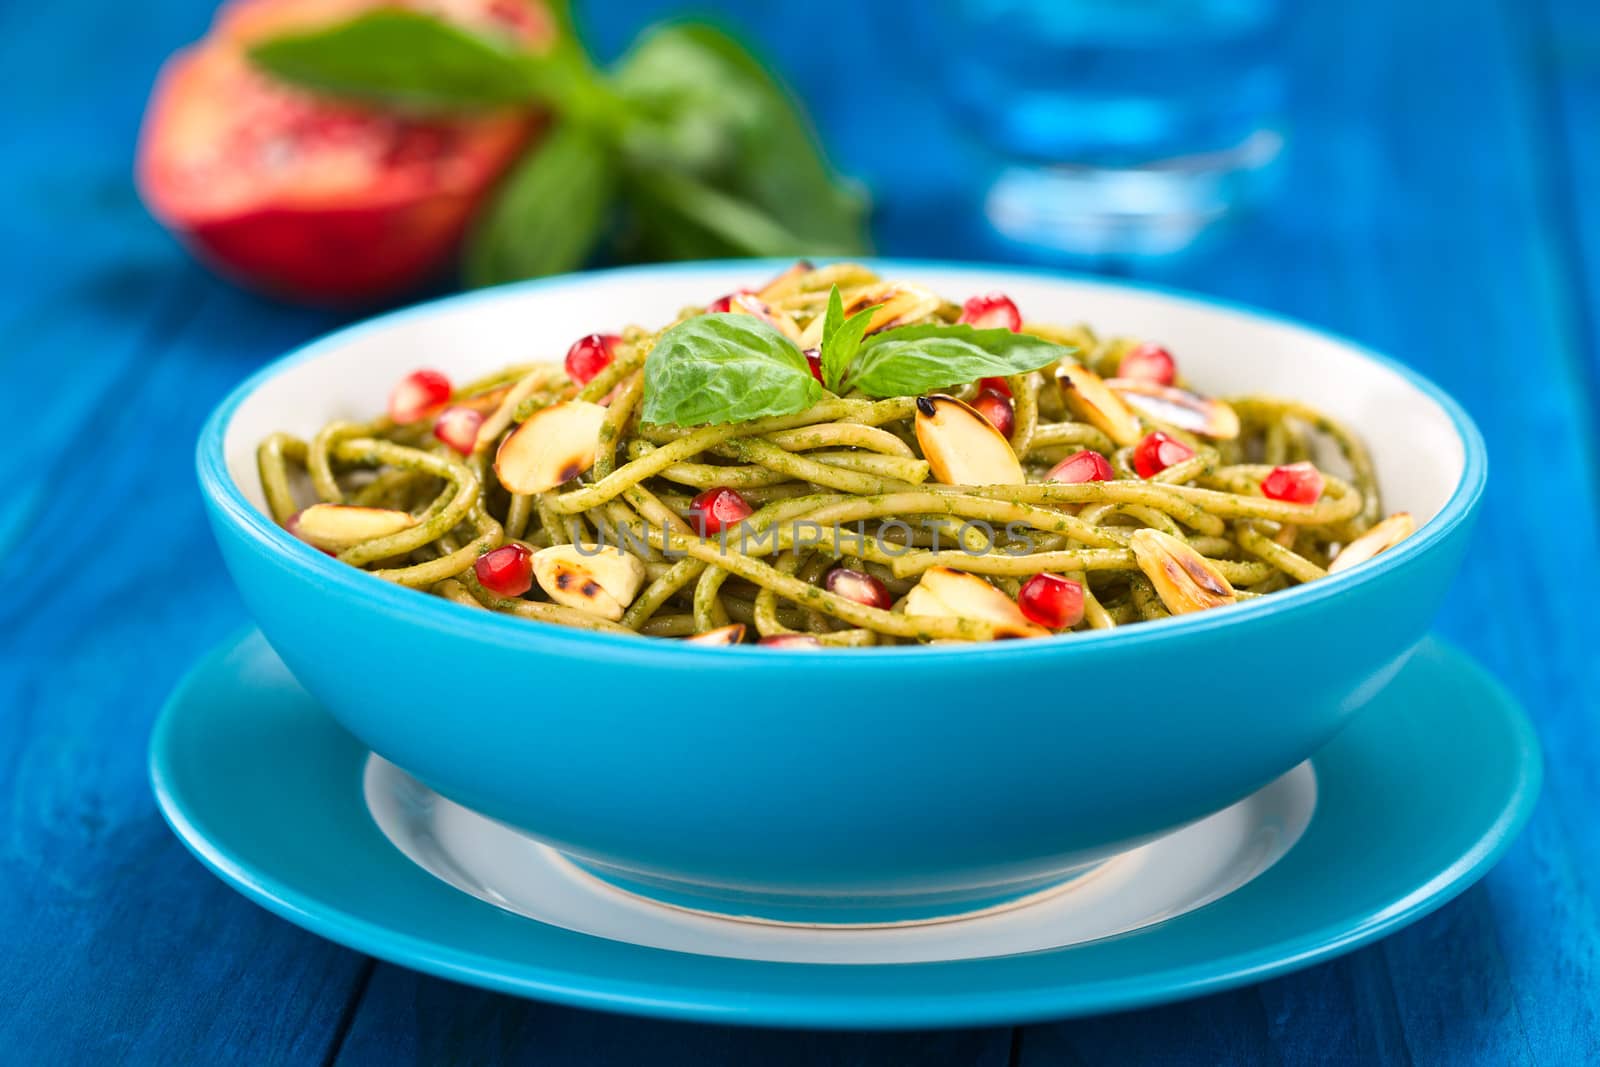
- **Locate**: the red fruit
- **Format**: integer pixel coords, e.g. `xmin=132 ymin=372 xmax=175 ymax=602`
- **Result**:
xmin=1117 ymin=343 xmax=1177 ymax=386
xmin=1018 ymin=573 xmax=1085 ymax=630
xmin=564 ymin=333 xmax=620 ymax=385
xmin=804 ymin=348 xmax=825 ymax=384
xmin=970 ymin=389 xmax=1015 ymax=438
xmin=1132 ymin=431 xmax=1195 ymax=479
xmin=1261 ymin=461 xmax=1325 ymax=504
xmin=688 ymin=486 xmax=753 ymax=536
xmin=135 ymin=0 xmax=551 ymax=304
xmin=959 ymin=293 xmax=1023 ymax=332
xmin=1046 ymin=450 xmax=1113 ymax=484
xmin=433 ymin=405 xmax=483 ymax=454
xmin=389 ymin=369 xmax=453 ymax=424
xmin=707 ymin=288 xmax=753 ymax=314
xmin=977 ymin=376 xmax=1013 ymax=398
xmin=474 ymin=543 xmax=533 ymax=597
xmin=824 ymin=567 xmax=891 ymax=609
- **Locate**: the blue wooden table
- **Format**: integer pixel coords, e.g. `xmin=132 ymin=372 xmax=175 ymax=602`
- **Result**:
xmin=4 ymin=1 xmax=1598 ymax=1063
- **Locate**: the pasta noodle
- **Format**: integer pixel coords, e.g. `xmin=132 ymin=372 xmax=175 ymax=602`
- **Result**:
xmin=259 ymin=263 xmax=1405 ymax=646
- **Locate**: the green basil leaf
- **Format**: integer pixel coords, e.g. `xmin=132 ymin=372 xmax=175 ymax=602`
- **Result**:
xmin=844 ymin=324 xmax=1071 ymax=398
xmin=643 ymin=313 xmax=821 ymax=426
xmin=612 ymin=24 xmax=870 ymax=255
xmin=248 ymin=10 xmax=541 ymax=111
xmin=464 ymin=123 xmax=615 ymax=287
xmin=818 ymin=285 xmax=876 ymax=394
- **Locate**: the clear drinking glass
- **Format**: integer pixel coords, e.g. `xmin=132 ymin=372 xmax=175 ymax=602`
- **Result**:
xmin=929 ymin=0 xmax=1287 ymax=257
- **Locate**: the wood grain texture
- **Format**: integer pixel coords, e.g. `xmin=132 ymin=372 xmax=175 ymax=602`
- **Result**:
xmin=0 ymin=0 xmax=1596 ymax=1063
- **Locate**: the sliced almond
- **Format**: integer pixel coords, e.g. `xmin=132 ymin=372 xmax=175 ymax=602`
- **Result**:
xmin=1106 ymin=379 xmax=1240 ymax=439
xmin=862 ymin=284 xmax=945 ymax=334
xmin=905 ymin=566 xmax=1050 ymax=639
xmin=1129 ymin=529 xmax=1236 ymax=614
xmin=729 ymin=293 xmax=804 ymax=342
xmin=797 ymin=282 xmax=947 ymax=348
xmin=454 ymin=383 xmax=513 ymax=415
xmin=287 ymin=504 xmax=415 ymax=551
xmin=914 ymin=394 xmax=1025 ymax=486
xmin=799 ymin=262 xmax=877 ymax=291
xmin=1328 ymin=513 xmax=1415 ymax=574
xmin=532 ymin=544 xmax=647 ymax=621
xmin=493 ymin=400 xmax=608 ymax=495
xmin=684 ymin=623 xmax=747 ymax=646
xmin=753 ymin=260 xmax=815 ymax=303
xmin=1058 ymin=363 xmax=1143 ymax=446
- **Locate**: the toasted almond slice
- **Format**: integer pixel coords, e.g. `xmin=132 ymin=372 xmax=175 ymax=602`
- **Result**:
xmin=862 ymin=284 xmax=944 ymax=333
xmin=287 ymin=504 xmax=415 ymax=551
xmin=753 ymin=260 xmax=815 ymax=303
xmin=729 ymin=293 xmax=804 ymax=342
xmin=493 ymin=400 xmax=608 ymax=495
xmin=1106 ymin=379 xmax=1240 ymax=439
xmin=532 ymin=544 xmax=647 ymax=621
xmin=684 ymin=623 xmax=747 ymax=646
xmin=906 ymin=566 xmax=1050 ymax=639
xmin=914 ymin=394 xmax=1025 ymax=487
xmin=1328 ymin=513 xmax=1415 ymax=574
xmin=453 ymin=383 xmax=513 ymax=415
xmin=795 ymin=262 xmax=877 ymax=294
xmin=1129 ymin=529 xmax=1237 ymax=614
xmin=1058 ymin=363 xmax=1143 ymax=446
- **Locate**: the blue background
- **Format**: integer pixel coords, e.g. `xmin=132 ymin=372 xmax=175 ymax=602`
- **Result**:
xmin=3 ymin=0 xmax=1598 ymax=1063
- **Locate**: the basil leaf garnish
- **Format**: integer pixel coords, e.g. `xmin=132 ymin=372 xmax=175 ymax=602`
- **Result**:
xmin=818 ymin=286 xmax=878 ymax=394
xmin=842 ymin=323 xmax=1070 ymax=398
xmin=642 ymin=314 xmax=821 ymax=426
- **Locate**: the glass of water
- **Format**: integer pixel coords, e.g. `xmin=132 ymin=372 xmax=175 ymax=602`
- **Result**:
xmin=928 ymin=0 xmax=1287 ymax=257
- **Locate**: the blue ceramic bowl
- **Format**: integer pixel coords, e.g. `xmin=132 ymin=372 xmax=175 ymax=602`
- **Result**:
xmin=196 ymin=260 xmax=1486 ymax=925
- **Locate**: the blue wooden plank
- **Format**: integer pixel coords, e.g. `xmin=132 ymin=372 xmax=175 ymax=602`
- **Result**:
xmin=1021 ymin=0 xmax=1600 ymax=1062
xmin=0 ymin=3 xmax=377 ymax=1060
xmin=333 ymin=966 xmax=1012 ymax=1066
xmin=0 ymin=0 xmax=1596 ymax=1062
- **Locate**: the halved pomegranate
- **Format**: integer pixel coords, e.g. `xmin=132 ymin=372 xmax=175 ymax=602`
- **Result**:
xmin=136 ymin=0 xmax=552 ymax=304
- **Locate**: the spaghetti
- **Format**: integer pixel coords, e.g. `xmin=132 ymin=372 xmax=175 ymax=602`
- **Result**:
xmin=257 ymin=263 xmax=1412 ymax=646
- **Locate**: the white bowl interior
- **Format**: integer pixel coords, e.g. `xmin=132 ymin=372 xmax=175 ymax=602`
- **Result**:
xmin=223 ymin=264 xmax=1465 ymax=523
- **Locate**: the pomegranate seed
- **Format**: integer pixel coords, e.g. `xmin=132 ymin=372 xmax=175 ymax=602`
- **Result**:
xmin=1018 ymin=573 xmax=1085 ymax=630
xmin=1047 ymin=450 xmax=1114 ymax=483
xmin=804 ymin=348 xmax=825 ymax=384
xmin=564 ymin=333 xmax=620 ymax=386
xmin=758 ymin=634 xmax=823 ymax=649
xmin=388 ymin=369 xmax=452 ymax=425
xmin=475 ymin=543 xmax=533 ymax=597
xmin=432 ymin=405 xmax=483 ymax=455
xmin=688 ymin=486 xmax=753 ymax=536
xmin=1261 ymin=461 xmax=1325 ymax=504
xmin=970 ymin=389 xmax=1015 ymax=438
xmin=959 ymin=293 xmax=1022 ymax=332
xmin=1133 ymin=432 xmax=1196 ymax=479
xmin=977 ymin=376 xmax=1013 ymax=398
xmin=824 ymin=567 xmax=891 ymax=609
xmin=707 ymin=288 xmax=754 ymax=314
xmin=1118 ymin=343 xmax=1177 ymax=386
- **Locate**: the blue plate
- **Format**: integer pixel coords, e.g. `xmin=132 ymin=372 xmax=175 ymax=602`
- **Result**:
xmin=149 ymin=630 xmax=1539 ymax=1030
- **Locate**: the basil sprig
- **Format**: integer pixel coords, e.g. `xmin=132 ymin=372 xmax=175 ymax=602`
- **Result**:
xmin=818 ymin=286 xmax=879 ymax=393
xmin=248 ymin=11 xmax=869 ymax=286
xmin=844 ymin=323 xmax=1067 ymax=397
xmin=642 ymin=314 xmax=821 ymax=427
xmin=643 ymin=286 xmax=1074 ymax=426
